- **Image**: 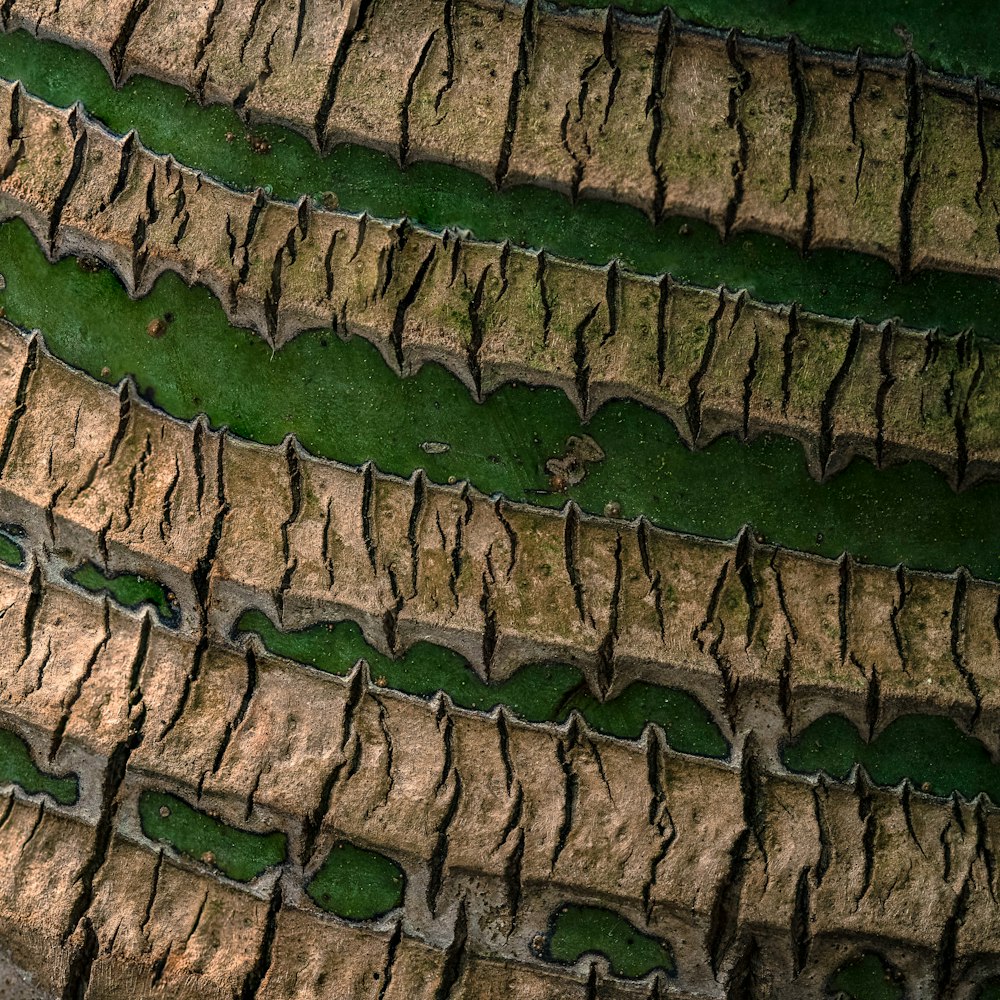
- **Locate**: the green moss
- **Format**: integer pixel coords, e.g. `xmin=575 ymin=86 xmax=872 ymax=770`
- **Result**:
xmin=544 ymin=904 xmax=675 ymax=979
xmin=0 ymin=527 xmax=25 ymax=568
xmin=2 ymin=219 xmax=999 ymax=582
xmin=4 ymin=32 xmax=1000 ymax=340
xmin=305 ymin=840 xmax=405 ymax=921
xmin=138 ymin=790 xmax=287 ymax=883
xmin=826 ymin=952 xmax=905 ymax=1000
xmin=783 ymin=714 xmax=1000 ymax=804
xmin=66 ymin=562 xmax=180 ymax=627
xmin=0 ymin=728 xmax=78 ymax=805
xmin=236 ymin=609 xmax=729 ymax=756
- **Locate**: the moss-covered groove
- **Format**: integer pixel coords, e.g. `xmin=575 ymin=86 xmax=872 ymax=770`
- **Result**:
xmin=66 ymin=561 xmax=180 ymax=627
xmin=2 ymin=231 xmax=998 ymax=584
xmin=540 ymin=903 xmax=676 ymax=979
xmin=554 ymin=0 xmax=1000 ymax=90
xmin=0 ymin=727 xmax=78 ymax=804
xmin=0 ymin=562 xmax=998 ymax=994
xmin=0 ymin=795 xmax=681 ymax=1000
xmin=4 ymin=2 xmax=1000 ymax=285
xmin=783 ymin=714 xmax=1000 ymax=806
xmin=233 ymin=608 xmax=729 ymax=758
xmin=305 ymin=839 xmax=405 ymax=921
xmin=0 ymin=325 xmax=998 ymax=749
xmin=138 ymin=789 xmax=287 ymax=883
xmin=3 ymin=87 xmax=1000 ymax=491
xmin=4 ymin=30 xmax=1000 ymax=342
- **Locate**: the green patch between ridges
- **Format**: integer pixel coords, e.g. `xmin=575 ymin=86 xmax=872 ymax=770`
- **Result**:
xmin=235 ymin=609 xmax=730 ymax=758
xmin=2 ymin=219 xmax=998 ymax=581
xmin=305 ymin=840 xmax=405 ymax=922
xmin=65 ymin=562 xmax=180 ymax=627
xmin=541 ymin=904 xmax=675 ymax=979
xmin=3 ymin=31 xmax=1000 ymax=340
xmin=783 ymin=714 xmax=1000 ymax=804
xmin=0 ymin=728 xmax=78 ymax=805
xmin=826 ymin=951 xmax=906 ymax=999
xmin=138 ymin=790 xmax=287 ymax=883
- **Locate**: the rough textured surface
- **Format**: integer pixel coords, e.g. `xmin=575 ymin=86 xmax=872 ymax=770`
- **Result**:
xmin=1 ymin=87 xmax=999 ymax=488
xmin=3 ymin=0 xmax=1000 ymax=281
xmin=0 ymin=562 xmax=997 ymax=996
xmin=0 ymin=325 xmax=994 ymax=758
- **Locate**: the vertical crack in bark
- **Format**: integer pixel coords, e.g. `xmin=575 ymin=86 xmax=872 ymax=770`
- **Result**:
xmin=276 ymin=438 xmax=302 ymax=622
xmin=642 ymin=726 xmax=676 ymax=919
xmin=466 ymin=261 xmax=491 ymax=398
xmin=109 ymin=0 xmax=151 ymax=84
xmin=854 ymin=770 xmax=876 ymax=907
xmin=239 ymin=880 xmax=283 ymax=1000
xmin=49 ymin=601 xmax=111 ymax=762
xmin=645 ymin=10 xmax=672 ymax=222
xmin=685 ymin=288 xmax=726 ymax=444
xmin=0 ymin=80 xmax=25 ymax=183
xmin=210 ymin=645 xmax=258 ymax=777
xmin=426 ymin=702 xmax=461 ymax=917
xmin=315 ymin=0 xmax=372 ymax=146
xmin=898 ymin=52 xmax=923 ymax=277
xmin=434 ymin=898 xmax=469 ymax=1000
xmin=950 ymin=568 xmax=982 ymax=726
xmin=160 ymin=431 xmax=228 ymax=740
xmin=790 ymin=864 xmax=812 ymax=976
xmin=0 ymin=333 xmax=37 ymax=480
xmin=848 ymin=51 xmax=866 ymax=206
xmin=302 ymin=664 xmax=365 ymax=865
xmin=390 ymin=241 xmax=437 ymax=373
xmin=400 ymin=30 xmax=439 ymax=166
xmin=595 ymin=532 xmax=623 ymax=697
xmin=375 ymin=919 xmax=403 ymax=1000
xmin=292 ymin=0 xmax=308 ymax=58
xmin=723 ymin=31 xmax=750 ymax=237
xmin=975 ymin=77 xmax=989 ymax=209
xmin=819 ymin=317 xmax=862 ymax=475
xmin=562 ymin=502 xmax=587 ymax=625
xmin=786 ymin=36 xmax=807 ymax=197
xmin=889 ymin=563 xmax=909 ymax=676
xmin=48 ymin=106 xmax=88 ymax=256
xmin=779 ymin=303 xmax=799 ymax=418
xmin=496 ymin=0 xmax=535 ymax=188
xmin=434 ymin=0 xmax=456 ymax=117
xmin=873 ymin=321 xmax=896 ymax=467
xmin=550 ymin=721 xmax=580 ymax=872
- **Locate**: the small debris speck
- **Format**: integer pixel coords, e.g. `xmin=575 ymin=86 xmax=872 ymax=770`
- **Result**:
xmin=159 ymin=805 xmax=170 ymax=818
xmin=420 ymin=441 xmax=450 ymax=455
xmin=147 ymin=318 xmax=167 ymax=339
xmin=604 ymin=501 xmax=621 ymax=518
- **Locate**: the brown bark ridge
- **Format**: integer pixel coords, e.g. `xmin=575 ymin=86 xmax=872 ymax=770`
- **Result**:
xmin=0 ymin=558 xmax=996 ymax=997
xmin=3 ymin=0 xmax=1000 ymax=280
xmin=1 ymin=85 xmax=998 ymax=489
xmin=0 ymin=321 xmax=996 ymax=764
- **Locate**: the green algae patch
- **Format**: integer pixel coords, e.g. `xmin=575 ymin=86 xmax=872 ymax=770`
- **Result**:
xmin=66 ymin=562 xmax=180 ymax=627
xmin=543 ymin=904 xmax=674 ymax=979
xmin=826 ymin=952 xmax=905 ymax=1000
xmin=557 ymin=0 xmax=997 ymax=85
xmin=783 ymin=714 xmax=1000 ymax=804
xmin=0 ymin=728 xmax=78 ymax=805
xmin=558 ymin=681 xmax=729 ymax=758
xmin=235 ymin=610 xmax=729 ymax=757
xmin=5 ymin=32 xmax=1000 ymax=340
xmin=305 ymin=840 xmax=405 ymax=921
xmin=0 ymin=527 xmax=25 ymax=568
xmin=979 ymin=981 xmax=1000 ymax=1000
xmin=2 ymin=219 xmax=1000 ymax=583
xmin=139 ymin=790 xmax=287 ymax=883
